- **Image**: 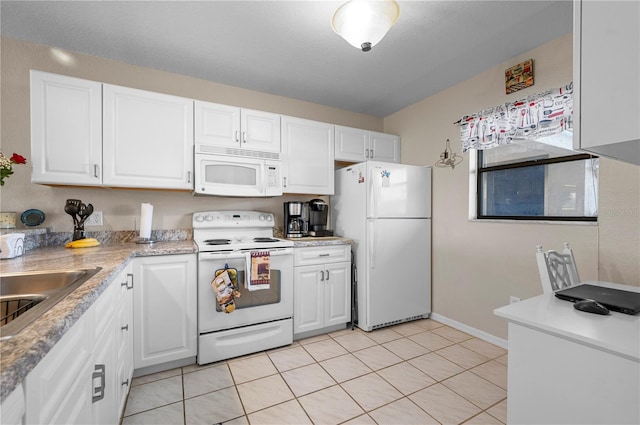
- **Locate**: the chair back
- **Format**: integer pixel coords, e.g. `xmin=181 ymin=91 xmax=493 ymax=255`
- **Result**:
xmin=536 ymin=243 xmax=581 ymax=294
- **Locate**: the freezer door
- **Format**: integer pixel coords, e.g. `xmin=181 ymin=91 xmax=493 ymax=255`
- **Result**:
xmin=367 ymin=162 xmax=431 ymax=218
xmin=365 ymin=218 xmax=431 ymax=330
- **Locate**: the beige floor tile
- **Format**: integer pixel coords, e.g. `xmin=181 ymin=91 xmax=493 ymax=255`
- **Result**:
xmin=131 ymin=367 xmax=182 ymax=387
xmin=463 ymin=412 xmax=504 ymax=424
xmin=365 ymin=327 xmax=403 ymax=344
xmin=377 ymin=362 xmax=436 ymax=395
xmin=333 ymin=332 xmax=377 ymax=352
xmin=122 ymin=401 xmax=184 ymax=425
xmin=471 ymin=360 xmax=508 ymax=390
xmin=442 ymin=371 xmax=507 ymax=409
xmin=341 ymin=373 xmax=403 ymax=411
xmin=392 ymin=322 xmax=425 ymax=336
xmin=182 ymin=360 xmax=226 ymax=375
xmin=184 ymin=387 xmax=245 ymax=425
xmin=409 ymin=352 xmax=464 ymax=382
xmin=382 ymin=337 xmax=430 ymax=360
xmin=124 ymin=375 xmax=184 ymax=416
xmin=236 ymin=374 xmax=294 ymax=414
xmin=328 ymin=327 xmax=357 ymax=338
xmin=431 ymin=325 xmax=473 ymax=343
xmin=342 ymin=414 xmax=377 ymax=424
xmin=296 ymin=333 xmax=330 ymax=345
xmin=320 ymin=353 xmax=372 ymax=383
xmin=225 ymin=415 xmax=249 ymax=424
xmin=352 ymin=345 xmax=403 ymax=370
xmin=298 ymin=385 xmax=364 ymax=424
xmin=494 ymin=353 xmax=508 ymax=366
xmin=281 ymin=363 xmax=336 ymax=397
xmin=487 ymin=398 xmax=508 ymax=423
xmin=303 ymin=338 xmax=348 ymax=362
xmin=247 ymin=399 xmax=312 ymax=424
xmin=228 ymin=353 xmax=278 ymax=384
xmin=460 ymin=338 xmax=507 ymax=359
xmin=409 ymin=330 xmax=456 ymax=351
xmin=266 ymin=340 xmax=300 ymax=353
xmin=410 ymin=383 xmax=482 ymax=425
xmin=267 ymin=346 xmax=315 ymax=372
xmin=436 ymin=344 xmax=490 ymax=370
xmin=413 ymin=318 xmax=445 ymax=330
xmin=369 ymin=397 xmax=440 ymax=425
xmin=183 ymin=363 xmax=234 ymax=399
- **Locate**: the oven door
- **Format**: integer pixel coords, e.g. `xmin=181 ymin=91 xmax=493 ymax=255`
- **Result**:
xmin=194 ymin=153 xmax=282 ymax=197
xmin=198 ymin=247 xmax=293 ymax=333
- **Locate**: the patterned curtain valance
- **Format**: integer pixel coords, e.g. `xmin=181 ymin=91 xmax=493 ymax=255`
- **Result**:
xmin=460 ymin=82 xmax=573 ymax=152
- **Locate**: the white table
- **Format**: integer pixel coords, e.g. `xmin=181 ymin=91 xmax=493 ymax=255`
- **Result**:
xmin=495 ymin=281 xmax=640 ymax=425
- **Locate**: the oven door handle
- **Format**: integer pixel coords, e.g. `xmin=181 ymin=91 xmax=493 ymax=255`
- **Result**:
xmin=198 ymin=248 xmax=293 ymax=260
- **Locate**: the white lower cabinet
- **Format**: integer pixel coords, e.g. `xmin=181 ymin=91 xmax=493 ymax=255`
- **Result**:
xmin=0 ymin=384 xmax=25 ymax=425
xmin=293 ymin=245 xmax=351 ymax=337
xmin=22 ymin=264 xmax=133 ymax=425
xmin=133 ymin=254 xmax=197 ymax=370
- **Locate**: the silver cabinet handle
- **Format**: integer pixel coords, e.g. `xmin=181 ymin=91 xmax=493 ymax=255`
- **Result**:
xmin=242 ymin=131 xmax=247 ymax=143
xmin=320 ymin=270 xmax=325 ymax=281
xmin=92 ymin=364 xmax=105 ymax=403
xmin=122 ymin=379 xmax=129 ymax=387
xmin=187 ymin=171 xmax=191 ymax=183
xmin=319 ymin=253 xmax=330 ymax=257
xmin=121 ymin=324 xmax=129 ymax=331
xmin=283 ymin=177 xmax=287 ymax=188
xmin=93 ymin=164 xmax=99 ymax=178
xmin=122 ymin=273 xmax=133 ymax=290
xmin=326 ymin=270 xmax=330 ymax=280
xmin=370 ymin=149 xmax=374 ymax=158
xmin=235 ymin=130 xmax=239 ymax=142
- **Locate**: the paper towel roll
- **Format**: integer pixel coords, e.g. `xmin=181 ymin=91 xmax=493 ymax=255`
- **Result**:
xmin=139 ymin=203 xmax=153 ymax=240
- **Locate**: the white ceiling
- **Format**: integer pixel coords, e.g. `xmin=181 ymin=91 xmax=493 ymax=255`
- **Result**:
xmin=0 ymin=0 xmax=572 ymax=117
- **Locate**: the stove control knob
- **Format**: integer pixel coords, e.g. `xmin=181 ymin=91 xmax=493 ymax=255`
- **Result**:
xmin=265 ymin=215 xmax=273 ymax=222
xmin=259 ymin=215 xmax=265 ymax=221
xmin=205 ymin=215 xmax=214 ymax=222
xmin=195 ymin=215 xmax=204 ymax=222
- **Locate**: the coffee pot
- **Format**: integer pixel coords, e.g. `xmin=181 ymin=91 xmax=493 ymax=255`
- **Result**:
xmin=284 ymin=201 xmax=308 ymax=238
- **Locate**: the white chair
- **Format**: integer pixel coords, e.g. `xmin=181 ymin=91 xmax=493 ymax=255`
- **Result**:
xmin=536 ymin=243 xmax=581 ymax=294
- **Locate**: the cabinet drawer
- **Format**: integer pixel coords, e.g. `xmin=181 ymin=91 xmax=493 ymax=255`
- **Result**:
xmin=294 ymin=245 xmax=350 ymax=266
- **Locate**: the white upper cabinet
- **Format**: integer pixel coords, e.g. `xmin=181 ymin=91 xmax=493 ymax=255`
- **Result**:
xmin=335 ymin=125 xmax=400 ymax=163
xmin=281 ymin=116 xmax=335 ymax=195
xmin=103 ymin=84 xmax=194 ymax=189
xmin=195 ymin=101 xmax=281 ymax=154
xmin=573 ymin=0 xmax=640 ymax=165
xmin=30 ymin=70 xmax=103 ymax=185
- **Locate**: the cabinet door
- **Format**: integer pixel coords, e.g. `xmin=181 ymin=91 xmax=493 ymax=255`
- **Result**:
xmin=116 ymin=266 xmax=134 ymax=417
xmin=293 ymin=265 xmax=324 ymax=334
xmin=103 ymin=84 xmax=194 ymax=189
xmin=370 ymin=131 xmax=401 ymax=163
xmin=30 ymin=70 xmax=102 ymax=185
xmin=574 ymin=0 xmax=640 ymax=164
xmin=133 ymin=254 xmax=197 ymax=369
xmin=335 ymin=125 xmax=369 ymax=162
xmin=282 ymin=116 xmax=335 ymax=194
xmin=241 ymin=109 xmax=281 ymax=153
xmin=195 ymin=101 xmax=241 ymax=148
xmin=323 ymin=262 xmax=351 ymax=327
xmin=92 ymin=317 xmax=118 ymax=425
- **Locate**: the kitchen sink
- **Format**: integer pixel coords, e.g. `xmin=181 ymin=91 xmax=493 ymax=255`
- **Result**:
xmin=0 ymin=267 xmax=102 ymax=339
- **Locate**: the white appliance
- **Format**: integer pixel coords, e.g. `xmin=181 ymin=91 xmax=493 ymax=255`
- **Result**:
xmin=0 ymin=233 xmax=25 ymax=259
xmin=193 ymin=211 xmax=294 ymax=364
xmin=194 ymin=145 xmax=282 ymax=197
xmin=332 ymin=161 xmax=432 ymax=331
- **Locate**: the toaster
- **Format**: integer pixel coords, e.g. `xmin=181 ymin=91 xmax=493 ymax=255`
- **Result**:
xmin=0 ymin=233 xmax=25 ymax=259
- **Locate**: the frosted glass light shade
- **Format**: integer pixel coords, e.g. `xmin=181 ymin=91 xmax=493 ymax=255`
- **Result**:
xmin=331 ymin=0 xmax=400 ymax=51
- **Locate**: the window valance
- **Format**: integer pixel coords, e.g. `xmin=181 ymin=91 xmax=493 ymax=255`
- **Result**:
xmin=460 ymin=82 xmax=573 ymax=152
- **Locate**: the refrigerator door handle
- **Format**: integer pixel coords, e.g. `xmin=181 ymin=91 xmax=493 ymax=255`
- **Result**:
xmin=369 ymin=167 xmax=377 ymax=218
xmin=369 ymin=220 xmax=376 ymax=269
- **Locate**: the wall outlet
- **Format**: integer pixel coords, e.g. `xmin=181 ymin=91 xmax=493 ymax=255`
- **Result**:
xmin=510 ymin=296 xmax=521 ymax=304
xmin=85 ymin=211 xmax=103 ymax=226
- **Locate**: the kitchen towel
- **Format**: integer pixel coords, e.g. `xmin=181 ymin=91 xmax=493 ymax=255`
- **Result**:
xmin=212 ymin=265 xmax=240 ymax=313
xmin=245 ymin=251 xmax=270 ymax=291
xmin=139 ymin=203 xmax=153 ymax=240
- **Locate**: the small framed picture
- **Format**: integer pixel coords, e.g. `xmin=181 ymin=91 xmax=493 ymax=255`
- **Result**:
xmin=505 ymin=59 xmax=534 ymax=94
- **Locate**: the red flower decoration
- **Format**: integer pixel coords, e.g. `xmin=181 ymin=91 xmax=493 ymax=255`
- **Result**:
xmin=10 ymin=153 xmax=27 ymax=164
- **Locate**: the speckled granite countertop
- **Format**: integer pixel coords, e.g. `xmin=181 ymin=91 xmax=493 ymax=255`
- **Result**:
xmin=287 ymin=237 xmax=353 ymax=247
xmin=0 ymin=240 xmax=196 ymax=402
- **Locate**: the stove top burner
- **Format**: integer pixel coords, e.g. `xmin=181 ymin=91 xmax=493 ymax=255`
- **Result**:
xmin=204 ymin=239 xmax=231 ymax=245
xmin=253 ymin=237 xmax=279 ymax=243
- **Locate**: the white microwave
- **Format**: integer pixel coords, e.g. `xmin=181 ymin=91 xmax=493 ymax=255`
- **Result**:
xmin=194 ymin=151 xmax=282 ymax=197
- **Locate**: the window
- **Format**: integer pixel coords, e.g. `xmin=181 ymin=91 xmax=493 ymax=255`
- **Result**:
xmin=473 ymin=133 xmax=599 ymax=221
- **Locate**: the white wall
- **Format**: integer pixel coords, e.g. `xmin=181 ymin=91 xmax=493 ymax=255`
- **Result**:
xmin=384 ymin=33 xmax=639 ymax=339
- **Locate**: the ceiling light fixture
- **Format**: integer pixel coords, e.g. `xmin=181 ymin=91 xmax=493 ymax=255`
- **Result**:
xmin=435 ymin=139 xmax=463 ymax=169
xmin=331 ymin=0 xmax=400 ymax=52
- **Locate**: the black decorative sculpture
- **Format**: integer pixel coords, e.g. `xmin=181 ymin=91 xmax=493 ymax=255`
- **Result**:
xmin=64 ymin=199 xmax=94 ymax=241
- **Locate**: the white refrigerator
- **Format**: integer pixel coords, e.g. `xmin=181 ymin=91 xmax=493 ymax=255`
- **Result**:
xmin=332 ymin=161 xmax=432 ymax=331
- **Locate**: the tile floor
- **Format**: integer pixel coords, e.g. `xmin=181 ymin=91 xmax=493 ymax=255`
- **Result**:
xmin=122 ymin=319 xmax=508 ymax=425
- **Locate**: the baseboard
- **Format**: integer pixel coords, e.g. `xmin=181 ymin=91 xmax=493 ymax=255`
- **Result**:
xmin=430 ymin=313 xmax=508 ymax=350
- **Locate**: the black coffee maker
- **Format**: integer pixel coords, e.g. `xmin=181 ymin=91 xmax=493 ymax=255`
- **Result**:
xmin=308 ymin=199 xmax=332 ymax=237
